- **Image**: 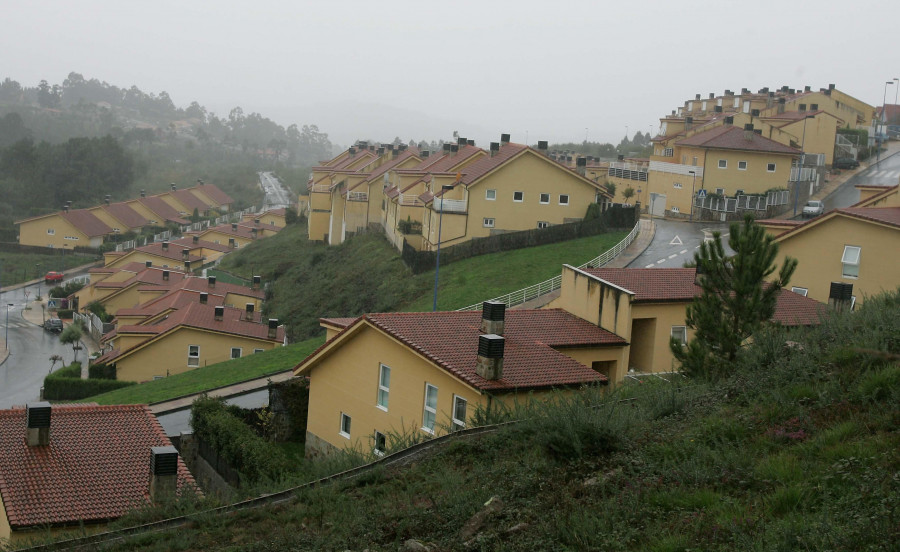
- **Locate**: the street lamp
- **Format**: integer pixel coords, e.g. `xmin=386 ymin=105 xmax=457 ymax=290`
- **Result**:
xmin=877 ymin=80 xmax=895 ymax=166
xmin=688 ymin=170 xmax=697 ymax=222
xmin=5 ymin=304 xmax=12 ymax=354
xmin=432 ymin=183 xmax=456 ymax=312
xmin=793 ymin=114 xmax=816 ymax=216
xmin=35 ymin=264 xmax=41 ymax=299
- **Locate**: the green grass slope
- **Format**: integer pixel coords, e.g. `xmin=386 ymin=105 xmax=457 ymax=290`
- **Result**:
xmin=92 ymin=289 xmax=899 ymax=551
xmin=218 ymin=223 xmax=627 ymax=340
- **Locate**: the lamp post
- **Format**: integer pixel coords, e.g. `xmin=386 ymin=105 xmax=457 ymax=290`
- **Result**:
xmin=877 ymin=80 xmax=895 ymax=166
xmin=5 ymin=303 xmax=12 ymax=354
xmin=793 ymin=114 xmax=816 ymax=216
xmin=432 ymin=183 xmax=456 ymax=312
xmin=688 ymin=170 xmax=697 ymax=222
xmin=35 ymin=264 xmax=41 ymax=299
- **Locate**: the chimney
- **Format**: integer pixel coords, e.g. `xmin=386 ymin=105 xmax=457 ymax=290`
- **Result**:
xmin=751 ymin=109 xmax=760 ymax=117
xmin=537 ymin=140 xmax=548 ymax=154
xmin=348 ymin=146 xmax=356 ymax=156
xmin=442 ymin=143 xmax=451 ymax=153
xmin=480 ymin=301 xmax=506 ymax=335
xmin=744 ymin=124 xmax=754 ymax=140
xmin=714 ymin=105 xmax=723 ymax=113
xmin=500 ymin=133 xmax=510 ymax=146
xmin=105 ymin=195 xmax=111 ymax=206
xmin=268 ymin=319 xmax=278 ymax=339
xmin=162 ymin=241 xmax=169 ymax=251
xmin=252 ymin=275 xmax=261 ymax=290
xmin=192 ymin=235 xmax=199 ymax=244
xmin=617 ymin=154 xmax=625 ymax=161
xmin=576 ymin=156 xmax=587 ymax=176
xmin=829 ymin=83 xmax=835 ymax=90
xmin=467 ymin=139 xmax=475 ymax=146
xmin=377 ymin=147 xmax=385 ymax=156
xmin=695 ymin=93 xmax=701 ymax=100
xmin=254 ymin=218 xmax=260 ymax=224
xmin=145 ymin=260 xmax=152 ymax=268
xmin=231 ymin=222 xmax=237 ymax=231
xmin=162 ymin=270 xmax=169 ymax=281
xmin=778 ymin=97 xmax=786 ymax=114
xmin=245 ymin=303 xmax=255 ymax=315
xmin=399 ymin=143 xmax=407 ymax=151
xmin=824 ymin=88 xmax=831 ymax=96
xmin=724 ymin=116 xmax=734 ymax=125
xmin=421 ymin=150 xmax=430 ymax=158
xmin=457 ymin=137 xmax=467 ymax=146
xmin=489 ymin=142 xmax=500 ymax=157
xmin=184 ymin=260 xmax=191 ymax=272
xmin=199 ymin=292 xmax=208 ymax=304
xmin=214 ymin=306 xmax=224 ymax=321
xmin=251 ymin=228 xmax=258 ymax=239
xmin=208 ymin=275 xmax=216 ymax=289
xmin=781 ymin=85 xmax=789 ymax=93
xmin=709 ymin=92 xmax=715 ymax=99
xmin=140 ymin=189 xmax=146 ymax=198
xmin=804 ymin=85 xmax=811 ymax=92
xmin=63 ymin=205 xmax=69 ymax=213
xmin=25 ymin=402 xmax=51 ymax=447
xmin=149 ymin=446 xmax=179 ymax=503
xmin=799 ymin=103 xmax=807 ymax=112
xmin=450 ymin=144 xmax=458 ymax=157
xmin=392 ymin=148 xmax=399 ymax=158
xmin=171 ymin=183 xmax=176 ymax=191
xmin=229 ymin=237 xmax=236 ymax=248
xmin=685 ymin=116 xmax=693 ymax=130
xmin=182 ymin=249 xmax=189 ymax=260
xmin=828 ymin=282 xmax=853 ymax=312
xmin=475 ymin=335 xmax=504 ymax=380
xmin=741 ymin=87 xmax=749 ymax=95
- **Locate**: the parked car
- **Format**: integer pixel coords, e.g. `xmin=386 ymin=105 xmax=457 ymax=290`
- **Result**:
xmin=43 ymin=318 xmax=63 ymax=333
xmin=802 ymin=200 xmax=825 ymax=217
xmin=833 ymin=157 xmax=860 ymax=169
xmin=44 ymin=271 xmax=64 ymax=284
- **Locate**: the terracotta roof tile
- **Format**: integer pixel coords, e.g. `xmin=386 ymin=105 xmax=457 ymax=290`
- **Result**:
xmin=677 ymin=125 xmax=800 ymax=155
xmin=0 ymin=404 xmax=196 ymax=529
xmin=103 ymin=202 xmax=149 ymax=228
xmin=193 ymin=183 xmax=233 ymax=206
xmin=138 ymin=197 xmax=190 ymax=225
xmin=169 ymin=189 xmax=211 ymax=212
xmin=59 ymin=209 xmax=112 ymax=237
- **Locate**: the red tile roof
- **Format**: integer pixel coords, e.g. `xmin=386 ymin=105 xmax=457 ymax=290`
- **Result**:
xmin=405 ymin=144 xmax=483 ymax=173
xmin=103 ymin=202 xmax=150 ymax=229
xmin=192 ymin=183 xmax=233 ymax=206
xmin=298 ymin=309 xmax=625 ymax=391
xmin=138 ymin=196 xmax=190 ymax=225
xmin=677 ymin=125 xmax=801 ymax=155
xmin=59 ymin=209 xmax=112 ymax=237
xmin=169 ymin=189 xmax=211 ymax=212
xmin=131 ymin=242 xmax=204 ymax=263
xmin=835 ymin=207 xmax=900 ymax=228
xmin=0 ymin=404 xmax=196 ymax=530
xmin=364 ymin=150 xmax=420 ymax=183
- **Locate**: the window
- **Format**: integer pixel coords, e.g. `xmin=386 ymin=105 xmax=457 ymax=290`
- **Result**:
xmin=537 ymin=221 xmax=550 ymax=229
xmin=231 ymin=348 xmax=242 ymax=359
xmin=254 ymin=348 xmax=264 ymax=354
xmin=483 ymin=218 xmax=495 ymax=228
xmin=377 ymin=364 xmax=390 ymax=410
xmin=733 ymin=97 xmax=740 ymax=108
xmin=373 ymin=431 xmax=386 ymax=456
xmin=791 ymin=287 xmax=809 ymax=297
xmin=452 ymin=395 xmax=467 ymax=431
xmin=671 ymin=326 xmax=687 ymax=345
xmin=485 ymin=189 xmax=496 ymax=200
xmin=701 ymin=101 xmax=707 ymax=111
xmin=664 ymin=148 xmax=674 ymax=157
xmin=188 ymin=345 xmax=200 ymax=367
xmin=539 ymin=193 xmax=550 ymax=204
xmin=718 ymin=159 xmax=727 ymax=169
xmin=558 ymin=194 xmax=569 ymax=205
xmin=673 ymin=182 xmax=683 ymax=189
xmin=688 ymin=101 xmax=694 ymax=111
xmin=681 ymin=155 xmax=686 ymax=164
xmin=736 ymin=189 xmax=745 ymax=196
xmin=340 ymin=413 xmax=351 ymax=439
xmin=422 ymin=384 xmax=438 ymax=434
xmin=671 ymin=206 xmax=680 ymax=213
xmin=692 ymin=156 xmax=698 ymax=166
xmin=738 ymin=161 xmax=748 ymax=170
xmin=767 ymin=163 xmax=776 ymax=172
xmin=47 ymin=228 xmax=55 ymax=235
xmin=513 ymin=191 xmax=524 ymax=202
xmin=841 ymin=245 xmax=860 ymax=278
xmin=715 ymin=188 xmax=725 ymax=196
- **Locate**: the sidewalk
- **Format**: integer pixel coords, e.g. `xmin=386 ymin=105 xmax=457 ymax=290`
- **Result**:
xmin=20 ymin=298 xmax=101 ymax=358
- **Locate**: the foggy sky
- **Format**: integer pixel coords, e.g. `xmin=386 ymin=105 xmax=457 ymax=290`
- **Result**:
xmin=4 ymin=0 xmax=899 ymax=148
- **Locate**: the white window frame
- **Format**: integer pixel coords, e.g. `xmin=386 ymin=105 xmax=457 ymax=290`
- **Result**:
xmin=718 ymin=159 xmax=727 ymax=169
xmin=253 ymin=348 xmax=264 ymax=354
xmin=483 ymin=218 xmax=495 ymax=228
xmin=373 ymin=430 xmax=386 ymax=456
xmin=231 ymin=347 xmax=242 ymax=359
xmin=539 ymin=193 xmax=550 ymax=204
xmin=671 ymin=206 xmax=680 ymax=213
xmin=701 ymin=100 xmax=708 ymax=111
xmin=376 ymin=364 xmax=390 ymax=411
xmin=791 ymin=286 xmax=809 ymax=297
xmin=485 ymin=189 xmax=496 ymax=200
xmin=188 ymin=345 xmax=200 ymax=367
xmin=692 ymin=156 xmax=698 ymax=166
xmin=738 ymin=161 xmax=748 ymax=170
xmin=733 ymin=97 xmax=740 ymax=108
xmin=841 ymin=245 xmax=860 ymax=278
xmin=767 ymin=163 xmax=776 ymax=172
xmin=558 ymin=194 xmax=569 ymax=205
xmin=664 ymin=147 xmax=674 ymax=157
xmin=715 ymin=188 xmax=725 ymax=196
xmin=537 ymin=221 xmax=550 ymax=229
xmin=513 ymin=191 xmax=524 ymax=202
xmin=339 ymin=413 xmax=351 ymax=439
xmin=452 ymin=395 xmax=467 ymax=431
xmin=673 ymin=182 xmax=682 ymax=189
xmin=422 ymin=383 xmax=438 ymax=434
xmin=671 ymin=326 xmax=687 ymax=345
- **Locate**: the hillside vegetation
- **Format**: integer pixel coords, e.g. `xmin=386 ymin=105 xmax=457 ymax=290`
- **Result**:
xmin=67 ymin=289 xmax=899 ymax=551
xmin=217 ymin=224 xmax=628 ymax=341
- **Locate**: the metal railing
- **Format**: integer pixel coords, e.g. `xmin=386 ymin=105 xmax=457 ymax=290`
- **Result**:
xmin=457 ymin=220 xmax=641 ymax=311
xmin=649 ymin=160 xmax=704 ymax=177
xmin=433 ymin=198 xmax=467 ymax=212
xmin=398 ymin=193 xmax=423 ymax=206
xmin=348 ymin=191 xmax=368 ymax=202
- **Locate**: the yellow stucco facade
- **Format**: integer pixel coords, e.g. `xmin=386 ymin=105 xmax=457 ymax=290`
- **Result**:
xmin=15 ymin=214 xmax=96 ymax=249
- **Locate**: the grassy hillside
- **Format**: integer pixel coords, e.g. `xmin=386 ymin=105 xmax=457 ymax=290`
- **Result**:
xmin=80 ymin=289 xmax=900 ymax=551
xmin=218 ymin=223 xmax=627 ymax=340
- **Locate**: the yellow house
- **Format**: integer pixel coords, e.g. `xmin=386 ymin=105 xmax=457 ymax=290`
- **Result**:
xmin=307 ymin=146 xmax=382 ymax=242
xmin=73 ymin=263 xmax=190 ymax=315
xmin=242 ymin=207 xmax=288 ymax=228
xmin=187 ymin=181 xmax=234 ymax=212
xmin=87 ymin=201 xmax=150 ymax=234
xmin=294 ymin=303 xmax=626 ymax=456
xmin=0 ymin=403 xmax=195 ymax=546
xmin=15 ymin=208 xmax=111 ymax=249
xmin=133 ymin=195 xmax=191 ymax=225
xmin=767 ymin=185 xmax=900 ymax=306
xmin=186 ymin=222 xmax=262 ymax=249
xmin=418 ymin=141 xmax=609 ymax=252
xmin=94 ymin=302 xmax=284 ymax=382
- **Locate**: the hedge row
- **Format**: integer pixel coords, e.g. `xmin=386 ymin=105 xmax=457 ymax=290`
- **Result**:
xmin=190 ymin=397 xmax=290 ymax=484
xmin=43 ymin=363 xmax=135 ymax=400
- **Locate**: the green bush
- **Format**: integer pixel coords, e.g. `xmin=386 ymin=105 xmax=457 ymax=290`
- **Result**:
xmin=88 ymin=363 xmax=117 ymax=380
xmin=49 ymin=280 xmax=85 ymax=298
xmin=43 ymin=363 xmax=135 ymax=400
xmin=190 ymin=396 xmax=290 ymax=484
xmin=55 ymin=308 xmax=74 ymax=319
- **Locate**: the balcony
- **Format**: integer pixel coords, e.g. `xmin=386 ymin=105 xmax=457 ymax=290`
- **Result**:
xmin=348 ymin=191 xmax=368 ymax=202
xmin=432 ymin=198 xmax=467 ymax=213
xmin=398 ymin=193 xmax=423 ymax=206
xmin=648 ymin=161 xmax=704 ymax=177
xmin=310 ymin=184 xmax=331 ymax=193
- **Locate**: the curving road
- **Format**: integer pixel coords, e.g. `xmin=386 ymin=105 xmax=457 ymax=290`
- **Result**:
xmin=259 ymin=172 xmax=294 ymax=211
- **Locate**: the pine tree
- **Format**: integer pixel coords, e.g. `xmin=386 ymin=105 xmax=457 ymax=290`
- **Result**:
xmin=671 ymin=215 xmax=797 ymax=377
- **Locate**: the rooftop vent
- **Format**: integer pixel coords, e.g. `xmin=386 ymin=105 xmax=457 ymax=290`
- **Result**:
xmin=804 ymin=85 xmax=811 ymax=92
xmin=481 ymin=301 xmax=506 ymax=335
xmin=489 ymin=142 xmax=500 ymax=157
xmin=199 ymin=292 xmax=208 ymax=304
xmin=26 ymin=402 xmax=51 ymax=447
xmin=208 ymin=275 xmax=216 ymax=289
xmin=161 ymin=241 xmax=169 ymax=251
xmin=475 ymin=334 xmax=504 ymax=380
xmin=149 ymin=446 xmax=179 ymax=502
xmin=537 ymin=140 xmax=548 ymax=153
xmin=500 ymin=133 xmax=510 ymax=145
xmin=252 ymin=275 xmax=261 ymax=290
xmin=348 ymin=146 xmax=356 ymax=156
xmin=192 ymin=235 xmax=199 ymax=244
xmin=744 ymin=124 xmax=755 ymax=140
xmin=457 ymin=137 xmax=467 ymax=146
xmin=182 ymin=249 xmax=190 ymax=260
xmin=162 ymin=270 xmax=169 ymax=281
xmin=246 ymin=303 xmax=255 ymax=315
xmin=695 ymin=93 xmax=701 ymax=100
xmin=442 ymin=143 xmax=452 ymax=152
xmin=231 ymin=222 xmax=237 ymax=231
xmin=268 ymin=319 xmax=278 ymax=339
xmin=467 ymin=139 xmax=474 ymax=146
xmin=214 ymin=306 xmax=224 ymax=321
xmin=145 ymin=260 xmax=152 ymax=268
xmin=709 ymin=92 xmax=715 ymax=99
xmin=171 ymin=183 xmax=177 ymax=191
xmin=421 ymin=150 xmax=430 ymax=158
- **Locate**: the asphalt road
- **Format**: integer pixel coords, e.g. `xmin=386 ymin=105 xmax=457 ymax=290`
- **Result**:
xmin=157 ymin=389 xmax=268 ymax=436
xmin=631 ymin=219 xmax=731 ymax=269
xmin=0 ymin=283 xmax=72 ymax=408
xmin=824 ymin=152 xmax=900 ymax=212
xmin=259 ymin=171 xmax=294 ymax=210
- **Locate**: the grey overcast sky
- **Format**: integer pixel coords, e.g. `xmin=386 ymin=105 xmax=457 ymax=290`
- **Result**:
xmin=3 ymin=0 xmax=899 ymax=148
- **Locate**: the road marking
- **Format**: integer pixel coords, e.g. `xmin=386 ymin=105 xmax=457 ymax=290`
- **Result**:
xmin=695 ymin=245 xmax=701 ymax=249
xmin=679 ymin=249 xmax=687 ymax=254
xmin=668 ymin=254 xmax=677 ymax=259
xmin=645 ymin=263 xmax=655 ymax=268
xmin=657 ymin=259 xmax=667 ymax=264
xmin=669 ymin=235 xmax=683 ymax=245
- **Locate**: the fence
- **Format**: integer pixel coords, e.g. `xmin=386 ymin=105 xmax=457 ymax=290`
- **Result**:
xmin=73 ymin=311 xmax=105 ymax=343
xmin=694 ymin=190 xmax=789 ymax=213
xmin=457 ymin=219 xmax=641 ymax=311
xmin=401 ymin=206 xmax=638 ymax=274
